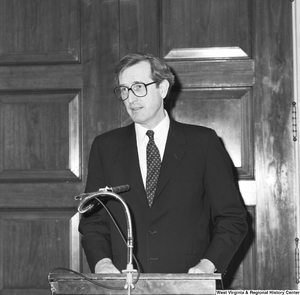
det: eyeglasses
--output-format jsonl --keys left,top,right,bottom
{"left": 114, "top": 81, "right": 157, "bottom": 101}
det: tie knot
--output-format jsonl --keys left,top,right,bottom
{"left": 146, "top": 130, "right": 155, "bottom": 141}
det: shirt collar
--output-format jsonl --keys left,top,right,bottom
{"left": 135, "top": 110, "right": 170, "bottom": 146}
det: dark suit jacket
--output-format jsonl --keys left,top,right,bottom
{"left": 79, "top": 119, "right": 248, "bottom": 274}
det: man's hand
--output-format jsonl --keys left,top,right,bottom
{"left": 188, "top": 258, "right": 216, "bottom": 274}
{"left": 95, "top": 258, "right": 121, "bottom": 274}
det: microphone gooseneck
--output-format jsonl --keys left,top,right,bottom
{"left": 74, "top": 185, "right": 137, "bottom": 293}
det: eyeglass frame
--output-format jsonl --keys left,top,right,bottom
{"left": 114, "top": 81, "right": 157, "bottom": 101}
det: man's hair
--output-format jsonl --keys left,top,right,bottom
{"left": 114, "top": 52, "right": 175, "bottom": 96}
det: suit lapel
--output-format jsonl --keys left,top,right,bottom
{"left": 154, "top": 120, "right": 186, "bottom": 201}
{"left": 118, "top": 124, "right": 148, "bottom": 207}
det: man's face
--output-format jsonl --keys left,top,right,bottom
{"left": 118, "top": 61, "right": 168, "bottom": 129}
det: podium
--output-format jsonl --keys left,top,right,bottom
{"left": 49, "top": 273, "right": 222, "bottom": 295}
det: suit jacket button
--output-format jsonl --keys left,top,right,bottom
{"left": 148, "top": 229, "right": 158, "bottom": 235}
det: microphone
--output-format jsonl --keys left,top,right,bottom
{"left": 74, "top": 184, "right": 137, "bottom": 291}
{"left": 110, "top": 184, "right": 130, "bottom": 194}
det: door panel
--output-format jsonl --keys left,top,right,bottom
{"left": 0, "top": 91, "right": 80, "bottom": 181}
{"left": 0, "top": 0, "right": 81, "bottom": 65}
{"left": 161, "top": 0, "right": 251, "bottom": 56}
{"left": 1, "top": 210, "right": 73, "bottom": 291}
{"left": 168, "top": 88, "right": 253, "bottom": 178}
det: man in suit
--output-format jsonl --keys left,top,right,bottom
{"left": 79, "top": 52, "right": 248, "bottom": 275}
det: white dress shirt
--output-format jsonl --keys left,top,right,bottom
{"left": 135, "top": 111, "right": 170, "bottom": 187}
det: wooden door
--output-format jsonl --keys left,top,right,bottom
{"left": 0, "top": 1, "right": 120, "bottom": 294}
{"left": 0, "top": 0, "right": 295, "bottom": 293}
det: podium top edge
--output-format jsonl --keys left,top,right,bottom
{"left": 49, "top": 273, "right": 222, "bottom": 281}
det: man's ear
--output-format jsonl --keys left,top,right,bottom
{"left": 159, "top": 79, "right": 170, "bottom": 99}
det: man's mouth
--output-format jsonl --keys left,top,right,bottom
{"left": 130, "top": 106, "right": 142, "bottom": 112}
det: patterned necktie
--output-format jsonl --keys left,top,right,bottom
{"left": 146, "top": 130, "right": 161, "bottom": 207}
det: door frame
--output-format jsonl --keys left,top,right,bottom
{"left": 292, "top": 1, "right": 300, "bottom": 288}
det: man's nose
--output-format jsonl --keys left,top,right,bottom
{"left": 127, "top": 89, "right": 138, "bottom": 103}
